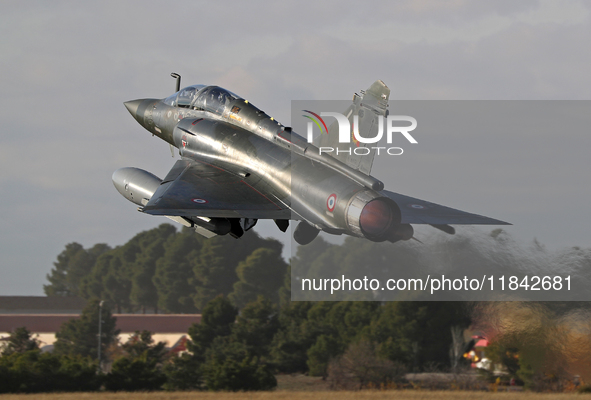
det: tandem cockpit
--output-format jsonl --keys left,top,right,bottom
{"left": 161, "top": 84, "right": 308, "bottom": 149}
{"left": 163, "top": 85, "right": 242, "bottom": 116}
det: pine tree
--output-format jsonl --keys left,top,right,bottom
{"left": 369, "top": 301, "right": 471, "bottom": 368}
{"left": 53, "top": 299, "right": 120, "bottom": 359}
{"left": 153, "top": 228, "right": 203, "bottom": 313}
{"left": 79, "top": 252, "right": 113, "bottom": 303}
{"left": 202, "top": 338, "right": 276, "bottom": 391}
{"left": 0, "top": 327, "right": 40, "bottom": 356}
{"left": 187, "top": 295, "right": 238, "bottom": 358}
{"left": 121, "top": 330, "right": 167, "bottom": 363}
{"left": 102, "top": 254, "right": 133, "bottom": 313}
{"left": 270, "top": 302, "right": 315, "bottom": 373}
{"left": 229, "top": 247, "right": 287, "bottom": 309}
{"left": 130, "top": 224, "right": 177, "bottom": 313}
{"left": 307, "top": 334, "right": 341, "bottom": 377}
{"left": 192, "top": 233, "right": 282, "bottom": 311}
{"left": 78, "top": 225, "right": 178, "bottom": 313}
{"left": 104, "top": 331, "right": 168, "bottom": 391}
{"left": 45, "top": 242, "right": 110, "bottom": 297}
{"left": 191, "top": 237, "right": 238, "bottom": 311}
{"left": 231, "top": 296, "right": 279, "bottom": 359}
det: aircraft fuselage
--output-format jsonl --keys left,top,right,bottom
{"left": 115, "top": 81, "right": 508, "bottom": 244}
{"left": 123, "top": 94, "right": 403, "bottom": 242}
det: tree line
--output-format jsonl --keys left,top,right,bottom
{"left": 0, "top": 296, "right": 472, "bottom": 392}
{"left": 9, "top": 224, "right": 588, "bottom": 392}
{"left": 1, "top": 224, "right": 478, "bottom": 392}
{"left": 44, "top": 224, "right": 288, "bottom": 313}
{"left": 3, "top": 295, "right": 590, "bottom": 392}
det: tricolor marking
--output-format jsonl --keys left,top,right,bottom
{"left": 327, "top": 194, "right": 337, "bottom": 212}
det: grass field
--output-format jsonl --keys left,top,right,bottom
{"left": 1, "top": 392, "right": 591, "bottom": 400}
{"left": 0, "top": 374, "right": 588, "bottom": 400}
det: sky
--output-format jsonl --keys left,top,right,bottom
{"left": 0, "top": 0, "right": 590, "bottom": 296}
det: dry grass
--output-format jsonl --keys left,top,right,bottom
{"left": 276, "top": 373, "right": 330, "bottom": 391}
{"left": 1, "top": 375, "right": 589, "bottom": 399}
{"left": 1, "top": 392, "right": 591, "bottom": 400}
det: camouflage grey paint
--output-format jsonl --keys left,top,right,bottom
{"left": 114, "top": 81, "right": 508, "bottom": 244}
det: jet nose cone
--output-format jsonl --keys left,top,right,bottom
{"left": 124, "top": 99, "right": 143, "bottom": 120}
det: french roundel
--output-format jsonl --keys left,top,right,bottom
{"left": 327, "top": 194, "right": 337, "bottom": 212}
{"left": 192, "top": 198, "right": 208, "bottom": 204}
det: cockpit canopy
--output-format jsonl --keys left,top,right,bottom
{"left": 163, "top": 85, "right": 241, "bottom": 116}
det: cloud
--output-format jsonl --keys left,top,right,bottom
{"left": 0, "top": 0, "right": 590, "bottom": 294}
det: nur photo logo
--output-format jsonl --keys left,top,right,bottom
{"left": 302, "top": 110, "right": 418, "bottom": 156}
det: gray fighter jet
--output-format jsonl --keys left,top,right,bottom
{"left": 113, "top": 74, "right": 508, "bottom": 245}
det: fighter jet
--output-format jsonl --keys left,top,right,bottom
{"left": 113, "top": 74, "right": 509, "bottom": 245}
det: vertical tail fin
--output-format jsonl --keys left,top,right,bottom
{"left": 313, "top": 80, "right": 390, "bottom": 175}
